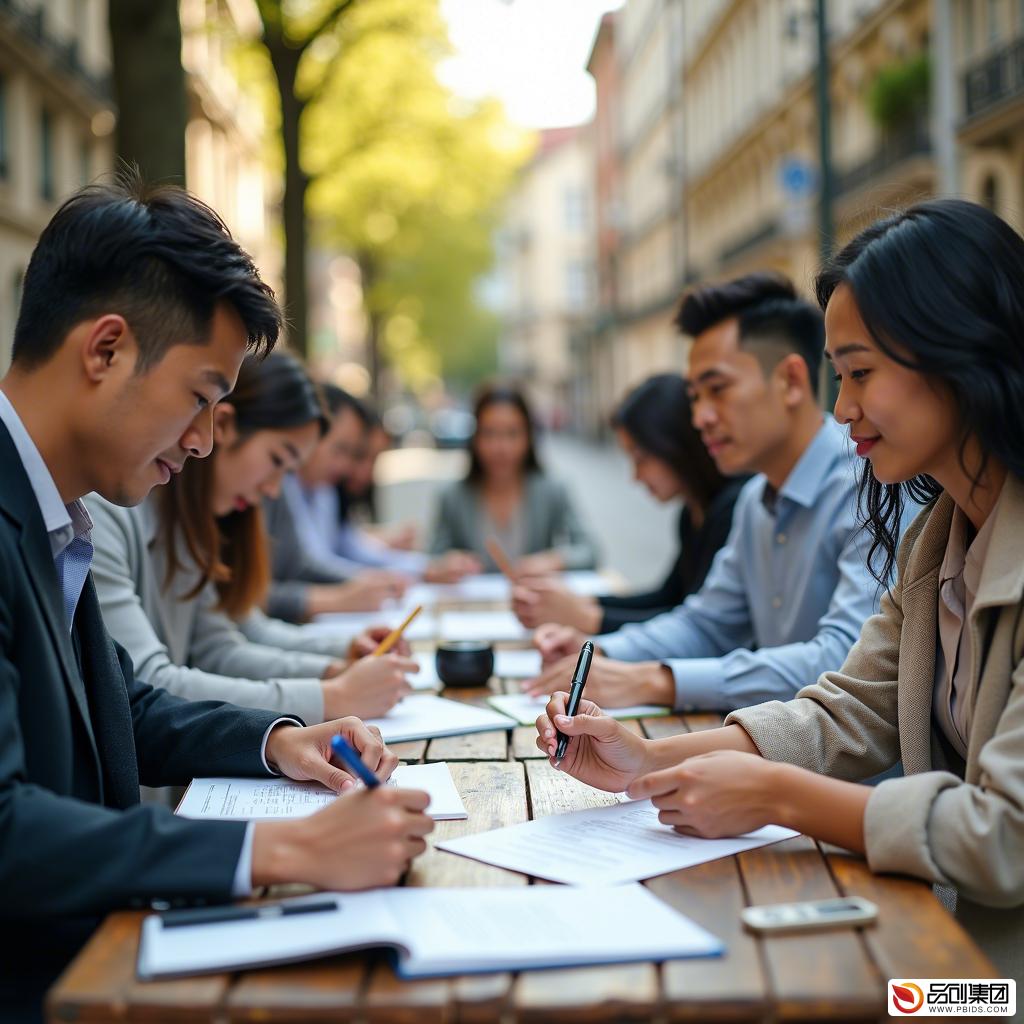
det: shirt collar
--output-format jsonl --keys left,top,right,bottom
{"left": 766, "top": 415, "right": 850, "bottom": 511}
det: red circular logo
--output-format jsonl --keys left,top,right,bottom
{"left": 892, "top": 982, "right": 925, "bottom": 1014}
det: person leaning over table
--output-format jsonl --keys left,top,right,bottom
{"left": 429, "top": 382, "right": 600, "bottom": 576}
{"left": 86, "top": 351, "right": 417, "bottom": 725}
{"left": 512, "top": 374, "right": 747, "bottom": 633}
{"left": 0, "top": 177, "right": 432, "bottom": 1024}
{"left": 529, "top": 272, "right": 903, "bottom": 711}
{"left": 536, "top": 198, "right": 1024, "bottom": 984}
{"left": 267, "top": 382, "right": 480, "bottom": 619}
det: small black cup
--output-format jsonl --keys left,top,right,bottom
{"left": 435, "top": 641, "right": 495, "bottom": 687}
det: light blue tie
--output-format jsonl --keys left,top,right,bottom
{"left": 55, "top": 535, "right": 94, "bottom": 630}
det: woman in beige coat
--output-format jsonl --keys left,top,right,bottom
{"left": 535, "top": 198, "right": 1024, "bottom": 981}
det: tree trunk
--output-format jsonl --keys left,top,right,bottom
{"left": 265, "top": 40, "right": 309, "bottom": 357}
{"left": 359, "top": 252, "right": 383, "bottom": 400}
{"left": 109, "top": 0, "right": 187, "bottom": 184}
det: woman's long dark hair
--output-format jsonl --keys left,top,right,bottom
{"left": 159, "top": 351, "right": 327, "bottom": 617}
{"left": 610, "top": 373, "right": 730, "bottom": 513}
{"left": 816, "top": 198, "right": 1024, "bottom": 586}
{"left": 466, "top": 383, "right": 542, "bottom": 485}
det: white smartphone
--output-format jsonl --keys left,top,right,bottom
{"left": 740, "top": 896, "right": 878, "bottom": 934}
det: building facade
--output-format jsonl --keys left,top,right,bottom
{"left": 0, "top": 0, "right": 113, "bottom": 369}
{"left": 494, "top": 125, "right": 595, "bottom": 427}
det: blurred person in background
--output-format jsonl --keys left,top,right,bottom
{"left": 429, "top": 383, "right": 599, "bottom": 574}
{"left": 513, "top": 374, "right": 746, "bottom": 632}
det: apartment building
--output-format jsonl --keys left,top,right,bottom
{"left": 494, "top": 125, "right": 595, "bottom": 426}
{"left": 0, "top": 0, "right": 112, "bottom": 369}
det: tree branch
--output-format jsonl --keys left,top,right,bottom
{"left": 298, "top": 0, "right": 360, "bottom": 54}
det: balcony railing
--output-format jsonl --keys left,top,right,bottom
{"left": 834, "top": 121, "right": 932, "bottom": 198}
{"left": 0, "top": 0, "right": 111, "bottom": 103}
{"left": 963, "top": 37, "right": 1024, "bottom": 122}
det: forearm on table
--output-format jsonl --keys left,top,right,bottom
{"left": 648, "top": 723, "right": 760, "bottom": 768}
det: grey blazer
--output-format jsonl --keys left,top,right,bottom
{"left": 729, "top": 476, "right": 1024, "bottom": 982}
{"left": 428, "top": 473, "right": 599, "bottom": 571}
{"left": 86, "top": 494, "right": 355, "bottom": 724}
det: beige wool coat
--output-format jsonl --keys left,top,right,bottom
{"left": 728, "top": 474, "right": 1024, "bottom": 982}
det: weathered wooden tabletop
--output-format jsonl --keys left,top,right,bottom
{"left": 47, "top": 673, "right": 996, "bottom": 1023}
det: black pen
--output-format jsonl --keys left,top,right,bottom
{"left": 159, "top": 899, "right": 337, "bottom": 929}
{"left": 554, "top": 640, "right": 594, "bottom": 767}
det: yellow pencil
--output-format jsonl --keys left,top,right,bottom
{"left": 485, "top": 537, "right": 516, "bottom": 579}
{"left": 371, "top": 604, "right": 423, "bottom": 657}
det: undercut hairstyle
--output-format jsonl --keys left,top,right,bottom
{"left": 159, "top": 352, "right": 326, "bottom": 619}
{"left": 675, "top": 271, "right": 824, "bottom": 396}
{"left": 11, "top": 171, "right": 281, "bottom": 371}
{"left": 816, "top": 198, "right": 1024, "bottom": 588}
{"left": 610, "top": 374, "right": 729, "bottom": 512}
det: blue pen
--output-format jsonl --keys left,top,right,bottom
{"left": 330, "top": 734, "right": 381, "bottom": 789}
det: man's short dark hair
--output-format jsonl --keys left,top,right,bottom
{"left": 11, "top": 171, "right": 282, "bottom": 371}
{"left": 320, "top": 383, "right": 372, "bottom": 427}
{"left": 675, "top": 271, "right": 824, "bottom": 396}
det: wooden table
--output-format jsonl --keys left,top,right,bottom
{"left": 47, "top": 680, "right": 996, "bottom": 1022}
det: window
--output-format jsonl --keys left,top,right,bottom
{"left": 0, "top": 76, "right": 6, "bottom": 179}
{"left": 563, "top": 185, "right": 588, "bottom": 232}
{"left": 40, "top": 109, "right": 54, "bottom": 201}
{"left": 982, "top": 173, "right": 1000, "bottom": 212}
{"left": 79, "top": 138, "right": 91, "bottom": 186}
{"left": 565, "top": 260, "right": 590, "bottom": 311}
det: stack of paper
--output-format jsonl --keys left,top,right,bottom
{"left": 176, "top": 763, "right": 467, "bottom": 821}
{"left": 493, "top": 648, "right": 543, "bottom": 679}
{"left": 487, "top": 693, "right": 670, "bottom": 725}
{"left": 438, "top": 799, "right": 797, "bottom": 884}
{"left": 438, "top": 610, "right": 529, "bottom": 643}
{"left": 365, "top": 694, "right": 516, "bottom": 743}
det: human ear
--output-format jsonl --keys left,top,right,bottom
{"left": 212, "top": 403, "right": 238, "bottom": 446}
{"left": 80, "top": 315, "right": 135, "bottom": 382}
{"left": 778, "top": 354, "right": 809, "bottom": 407}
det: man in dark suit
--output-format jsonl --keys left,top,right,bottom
{"left": 0, "top": 178, "right": 432, "bottom": 1021}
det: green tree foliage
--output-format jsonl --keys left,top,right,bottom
{"left": 246, "top": 0, "right": 528, "bottom": 391}
{"left": 867, "top": 53, "right": 931, "bottom": 132}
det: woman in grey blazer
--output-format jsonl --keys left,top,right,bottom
{"left": 89, "top": 353, "right": 415, "bottom": 725}
{"left": 429, "top": 384, "right": 598, "bottom": 574}
{"left": 534, "top": 201, "right": 1024, "bottom": 982}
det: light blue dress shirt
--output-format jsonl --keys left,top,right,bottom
{"left": 0, "top": 389, "right": 292, "bottom": 896}
{"left": 599, "top": 416, "right": 886, "bottom": 712}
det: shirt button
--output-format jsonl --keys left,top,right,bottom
{"left": 772, "top": 596, "right": 782, "bottom": 609}
{"left": 776, "top": 533, "right": 787, "bottom": 544}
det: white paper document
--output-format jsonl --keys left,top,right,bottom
{"left": 406, "top": 571, "right": 611, "bottom": 607}
{"left": 438, "top": 799, "right": 798, "bottom": 884}
{"left": 409, "top": 651, "right": 441, "bottom": 690}
{"left": 364, "top": 694, "right": 516, "bottom": 743}
{"left": 486, "top": 693, "right": 671, "bottom": 725}
{"left": 493, "top": 648, "right": 542, "bottom": 679}
{"left": 307, "top": 608, "right": 438, "bottom": 642}
{"left": 137, "top": 883, "right": 723, "bottom": 981}
{"left": 439, "top": 610, "right": 529, "bottom": 643}
{"left": 176, "top": 763, "right": 467, "bottom": 821}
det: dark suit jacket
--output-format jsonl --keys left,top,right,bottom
{"left": 0, "top": 420, "right": 284, "bottom": 1009}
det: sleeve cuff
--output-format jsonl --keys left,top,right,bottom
{"left": 667, "top": 657, "right": 728, "bottom": 711}
{"left": 261, "top": 717, "right": 304, "bottom": 775}
{"left": 231, "top": 822, "right": 255, "bottom": 897}
{"left": 864, "top": 771, "right": 962, "bottom": 883}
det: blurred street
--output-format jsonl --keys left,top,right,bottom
{"left": 376, "top": 432, "right": 677, "bottom": 589}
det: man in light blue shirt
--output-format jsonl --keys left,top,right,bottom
{"left": 531, "top": 272, "right": 887, "bottom": 712}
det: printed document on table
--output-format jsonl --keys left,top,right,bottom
{"left": 439, "top": 610, "right": 529, "bottom": 643}
{"left": 438, "top": 798, "right": 797, "bottom": 884}
{"left": 307, "top": 608, "right": 438, "bottom": 641}
{"left": 364, "top": 694, "right": 516, "bottom": 743}
{"left": 493, "top": 648, "right": 542, "bottom": 679}
{"left": 137, "top": 883, "right": 723, "bottom": 981}
{"left": 409, "top": 572, "right": 612, "bottom": 606}
{"left": 176, "top": 762, "right": 467, "bottom": 821}
{"left": 487, "top": 692, "right": 670, "bottom": 725}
